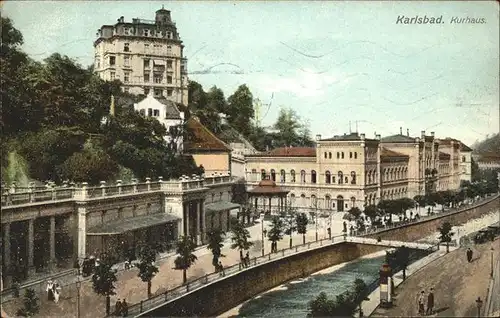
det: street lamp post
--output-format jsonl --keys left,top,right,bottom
{"left": 475, "top": 297, "right": 483, "bottom": 318}
{"left": 313, "top": 197, "right": 318, "bottom": 241}
{"left": 76, "top": 275, "right": 81, "bottom": 318}
{"left": 261, "top": 213, "right": 265, "bottom": 256}
{"left": 491, "top": 247, "right": 494, "bottom": 278}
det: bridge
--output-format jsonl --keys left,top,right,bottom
{"left": 345, "top": 236, "right": 436, "bottom": 250}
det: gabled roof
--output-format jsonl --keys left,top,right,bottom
{"left": 320, "top": 132, "right": 376, "bottom": 142}
{"left": 184, "top": 117, "right": 231, "bottom": 152}
{"left": 380, "top": 134, "right": 416, "bottom": 143}
{"left": 381, "top": 148, "right": 408, "bottom": 158}
{"left": 246, "top": 147, "right": 316, "bottom": 157}
{"left": 134, "top": 93, "right": 182, "bottom": 120}
{"left": 460, "top": 142, "right": 473, "bottom": 152}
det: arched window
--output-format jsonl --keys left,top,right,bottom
{"left": 251, "top": 169, "right": 257, "bottom": 181}
{"left": 325, "top": 195, "right": 331, "bottom": 209}
{"left": 351, "top": 171, "right": 357, "bottom": 184}
{"left": 324, "top": 152, "right": 327, "bottom": 159}
{"left": 300, "top": 170, "right": 306, "bottom": 183}
{"left": 280, "top": 169, "right": 286, "bottom": 183}
{"left": 270, "top": 169, "right": 276, "bottom": 181}
{"left": 261, "top": 169, "right": 266, "bottom": 180}
{"left": 325, "top": 171, "right": 331, "bottom": 184}
{"left": 290, "top": 193, "right": 296, "bottom": 205}
{"left": 337, "top": 195, "right": 344, "bottom": 212}
{"left": 366, "top": 172, "right": 370, "bottom": 185}
{"left": 350, "top": 196, "right": 356, "bottom": 208}
{"left": 290, "top": 170, "right": 296, "bottom": 182}
{"left": 341, "top": 152, "right": 345, "bottom": 159}
{"left": 350, "top": 152, "right": 353, "bottom": 159}
{"left": 337, "top": 152, "right": 340, "bottom": 159}
{"left": 311, "top": 170, "right": 317, "bottom": 184}
{"left": 354, "top": 152, "right": 358, "bottom": 159}
{"left": 300, "top": 193, "right": 306, "bottom": 207}
{"left": 328, "top": 152, "right": 332, "bottom": 159}
{"left": 462, "top": 156, "right": 465, "bottom": 162}
{"left": 311, "top": 194, "right": 317, "bottom": 208}
{"left": 338, "top": 171, "right": 344, "bottom": 184}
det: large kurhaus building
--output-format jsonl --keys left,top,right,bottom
{"left": 94, "top": 8, "right": 188, "bottom": 105}
{"left": 245, "top": 129, "right": 470, "bottom": 213}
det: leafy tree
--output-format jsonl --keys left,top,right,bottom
{"left": 352, "top": 278, "right": 370, "bottom": 316}
{"left": 296, "top": 213, "right": 309, "bottom": 245}
{"left": 272, "top": 107, "right": 313, "bottom": 147}
{"left": 283, "top": 210, "right": 297, "bottom": 248}
{"left": 231, "top": 178, "right": 247, "bottom": 205}
{"left": 91, "top": 258, "right": 118, "bottom": 315}
{"left": 438, "top": 221, "right": 454, "bottom": 253}
{"left": 363, "top": 205, "right": 378, "bottom": 221}
{"left": 230, "top": 222, "right": 254, "bottom": 260}
{"left": 395, "top": 246, "right": 410, "bottom": 280}
{"left": 308, "top": 279, "right": 368, "bottom": 317}
{"left": 16, "top": 288, "right": 39, "bottom": 317}
{"left": 348, "top": 207, "right": 362, "bottom": 219}
{"left": 174, "top": 236, "right": 198, "bottom": 284}
{"left": 267, "top": 216, "right": 284, "bottom": 252}
{"left": 226, "top": 84, "right": 254, "bottom": 136}
{"left": 206, "top": 229, "right": 226, "bottom": 270}
{"left": 135, "top": 245, "right": 159, "bottom": 298}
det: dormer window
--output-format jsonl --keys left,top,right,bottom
{"left": 157, "top": 31, "right": 163, "bottom": 38}
{"left": 143, "top": 29, "right": 151, "bottom": 37}
{"left": 166, "top": 31, "right": 172, "bottom": 39}
{"left": 124, "top": 43, "right": 130, "bottom": 52}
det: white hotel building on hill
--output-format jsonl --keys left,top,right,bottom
{"left": 245, "top": 129, "right": 471, "bottom": 213}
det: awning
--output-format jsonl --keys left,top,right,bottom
{"left": 205, "top": 201, "right": 240, "bottom": 213}
{"left": 153, "top": 59, "right": 165, "bottom": 65}
{"left": 87, "top": 213, "right": 180, "bottom": 236}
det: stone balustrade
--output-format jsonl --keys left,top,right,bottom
{"left": 1, "top": 173, "right": 235, "bottom": 207}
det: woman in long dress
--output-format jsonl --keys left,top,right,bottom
{"left": 53, "top": 282, "right": 61, "bottom": 303}
{"left": 46, "top": 280, "right": 54, "bottom": 301}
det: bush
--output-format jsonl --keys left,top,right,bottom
{"left": 16, "top": 288, "right": 39, "bottom": 317}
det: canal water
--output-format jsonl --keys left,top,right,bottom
{"left": 223, "top": 251, "right": 389, "bottom": 318}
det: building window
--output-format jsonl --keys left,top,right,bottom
{"left": 166, "top": 31, "right": 172, "bottom": 39}
{"left": 139, "top": 109, "right": 145, "bottom": 116}
{"left": 147, "top": 108, "right": 153, "bottom": 117}
{"left": 154, "top": 89, "right": 163, "bottom": 97}
{"left": 109, "top": 56, "right": 116, "bottom": 66}
{"left": 311, "top": 170, "right": 317, "bottom": 184}
{"left": 154, "top": 74, "right": 163, "bottom": 83}
{"left": 157, "top": 31, "right": 163, "bottom": 38}
{"left": 144, "top": 87, "right": 150, "bottom": 95}
{"left": 332, "top": 176, "right": 336, "bottom": 183}
{"left": 167, "top": 75, "right": 172, "bottom": 84}
{"left": 324, "top": 152, "right": 327, "bottom": 159}
{"left": 270, "top": 169, "right": 276, "bottom": 182}
{"left": 462, "top": 156, "right": 465, "bottom": 162}
{"left": 153, "top": 109, "right": 160, "bottom": 117}
{"left": 290, "top": 194, "right": 296, "bottom": 205}
{"left": 329, "top": 152, "right": 332, "bottom": 159}
{"left": 123, "top": 87, "right": 129, "bottom": 93}
{"left": 300, "top": 170, "right": 306, "bottom": 183}
{"left": 338, "top": 171, "right": 344, "bottom": 184}
{"left": 167, "top": 60, "right": 173, "bottom": 69}
{"left": 337, "top": 195, "right": 344, "bottom": 212}
{"left": 350, "top": 197, "right": 356, "bottom": 208}
{"left": 325, "top": 195, "right": 331, "bottom": 209}
{"left": 143, "top": 29, "right": 151, "bottom": 37}
{"left": 110, "top": 71, "right": 115, "bottom": 81}
{"left": 290, "top": 170, "right": 296, "bottom": 182}
{"left": 337, "top": 152, "right": 340, "bottom": 159}
{"left": 144, "top": 59, "right": 150, "bottom": 68}
{"left": 350, "top": 152, "right": 353, "bottom": 159}
{"left": 124, "top": 56, "right": 130, "bottom": 66}
{"left": 261, "top": 169, "right": 266, "bottom": 180}
{"left": 144, "top": 43, "right": 150, "bottom": 51}
{"left": 124, "top": 71, "right": 130, "bottom": 83}
{"left": 166, "top": 88, "right": 173, "bottom": 96}
{"left": 123, "top": 28, "right": 130, "bottom": 35}
{"left": 325, "top": 171, "right": 331, "bottom": 184}
{"left": 345, "top": 176, "right": 348, "bottom": 183}
{"left": 167, "top": 45, "right": 172, "bottom": 54}
{"left": 144, "top": 73, "right": 150, "bottom": 82}
{"left": 280, "top": 170, "right": 286, "bottom": 183}
{"left": 124, "top": 43, "right": 130, "bottom": 52}
{"left": 354, "top": 152, "right": 358, "bottom": 159}
{"left": 341, "top": 152, "right": 345, "bottom": 159}
{"left": 351, "top": 171, "right": 357, "bottom": 184}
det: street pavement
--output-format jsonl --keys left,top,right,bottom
{"left": 486, "top": 253, "right": 500, "bottom": 317}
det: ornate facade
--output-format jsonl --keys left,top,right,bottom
{"left": 245, "top": 130, "right": 471, "bottom": 212}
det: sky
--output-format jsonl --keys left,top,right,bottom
{"left": 2, "top": 1, "right": 499, "bottom": 146}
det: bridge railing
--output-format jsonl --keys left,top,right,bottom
{"left": 126, "top": 234, "right": 346, "bottom": 316}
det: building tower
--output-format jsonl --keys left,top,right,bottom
{"left": 93, "top": 8, "right": 189, "bottom": 106}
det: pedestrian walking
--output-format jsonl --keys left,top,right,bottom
{"left": 114, "top": 299, "right": 122, "bottom": 316}
{"left": 417, "top": 291, "right": 425, "bottom": 316}
{"left": 245, "top": 252, "right": 250, "bottom": 267}
{"left": 46, "top": 280, "right": 54, "bottom": 301}
{"left": 218, "top": 261, "right": 225, "bottom": 277}
{"left": 121, "top": 299, "right": 128, "bottom": 317}
{"left": 426, "top": 288, "right": 435, "bottom": 315}
{"left": 466, "top": 248, "right": 473, "bottom": 262}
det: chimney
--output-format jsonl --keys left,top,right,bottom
{"left": 360, "top": 133, "right": 365, "bottom": 140}
{"left": 315, "top": 134, "right": 322, "bottom": 141}
{"left": 421, "top": 130, "right": 425, "bottom": 139}
{"left": 431, "top": 131, "right": 435, "bottom": 137}
{"left": 407, "top": 128, "right": 409, "bottom": 136}
{"left": 400, "top": 127, "right": 402, "bottom": 135}
{"left": 376, "top": 134, "right": 381, "bottom": 140}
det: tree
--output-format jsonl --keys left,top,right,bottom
{"left": 296, "top": 213, "right": 309, "bottom": 245}
{"left": 352, "top": 278, "right": 370, "bottom": 317}
{"left": 267, "top": 216, "right": 284, "bottom": 253}
{"left": 230, "top": 222, "right": 254, "bottom": 261}
{"left": 348, "top": 207, "right": 362, "bottom": 220}
{"left": 308, "top": 279, "right": 368, "bottom": 317}
{"left": 135, "top": 245, "right": 159, "bottom": 298}
{"left": 271, "top": 107, "right": 313, "bottom": 148}
{"left": 438, "top": 221, "right": 454, "bottom": 253}
{"left": 226, "top": 84, "right": 254, "bottom": 136}
{"left": 395, "top": 246, "right": 410, "bottom": 281}
{"left": 16, "top": 288, "right": 39, "bottom": 317}
{"left": 363, "top": 205, "right": 378, "bottom": 221}
{"left": 174, "top": 236, "right": 198, "bottom": 284}
{"left": 284, "top": 210, "right": 297, "bottom": 248}
{"left": 206, "top": 229, "right": 226, "bottom": 270}
{"left": 91, "top": 258, "right": 118, "bottom": 315}
{"left": 413, "top": 195, "right": 427, "bottom": 214}
{"left": 231, "top": 178, "right": 247, "bottom": 205}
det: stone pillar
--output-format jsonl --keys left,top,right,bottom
{"left": 268, "top": 197, "right": 272, "bottom": 213}
{"left": 177, "top": 219, "right": 183, "bottom": 238}
{"left": 3, "top": 223, "right": 11, "bottom": 286}
{"left": 49, "top": 216, "right": 56, "bottom": 270}
{"left": 27, "top": 219, "right": 35, "bottom": 274}
{"left": 196, "top": 201, "right": 201, "bottom": 245}
{"left": 200, "top": 200, "right": 206, "bottom": 243}
{"left": 254, "top": 197, "right": 258, "bottom": 211}
{"left": 77, "top": 205, "right": 87, "bottom": 261}
{"left": 184, "top": 203, "right": 190, "bottom": 237}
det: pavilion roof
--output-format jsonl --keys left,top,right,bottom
{"left": 247, "top": 179, "right": 290, "bottom": 195}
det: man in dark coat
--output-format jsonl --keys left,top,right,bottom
{"left": 114, "top": 298, "right": 122, "bottom": 316}
{"left": 426, "top": 288, "right": 435, "bottom": 315}
{"left": 467, "top": 248, "right": 473, "bottom": 262}
{"left": 121, "top": 299, "right": 128, "bottom": 317}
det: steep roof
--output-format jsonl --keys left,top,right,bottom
{"left": 155, "top": 97, "right": 183, "bottom": 119}
{"left": 184, "top": 117, "right": 231, "bottom": 152}
{"left": 460, "top": 142, "right": 473, "bottom": 152}
{"left": 320, "top": 132, "right": 377, "bottom": 142}
{"left": 246, "top": 147, "right": 316, "bottom": 157}
{"left": 217, "top": 124, "right": 257, "bottom": 152}
{"left": 380, "top": 134, "right": 416, "bottom": 143}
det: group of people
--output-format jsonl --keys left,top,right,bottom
{"left": 45, "top": 280, "right": 62, "bottom": 303}
{"left": 417, "top": 288, "right": 435, "bottom": 316}
{"left": 80, "top": 255, "right": 100, "bottom": 277}
{"left": 114, "top": 298, "right": 129, "bottom": 317}
{"left": 240, "top": 252, "right": 251, "bottom": 268}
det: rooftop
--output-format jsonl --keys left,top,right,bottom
{"left": 247, "top": 178, "right": 290, "bottom": 195}
{"left": 320, "top": 132, "right": 377, "bottom": 142}
{"left": 380, "top": 148, "right": 409, "bottom": 158}
{"left": 460, "top": 142, "right": 473, "bottom": 152}
{"left": 246, "top": 147, "right": 316, "bottom": 157}
{"left": 184, "top": 117, "right": 231, "bottom": 152}
{"left": 380, "top": 134, "right": 416, "bottom": 143}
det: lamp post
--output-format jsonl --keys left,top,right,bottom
{"left": 312, "top": 196, "right": 318, "bottom": 241}
{"left": 491, "top": 247, "right": 494, "bottom": 278}
{"left": 475, "top": 296, "right": 483, "bottom": 317}
{"left": 76, "top": 275, "right": 81, "bottom": 318}
{"left": 261, "top": 213, "right": 265, "bottom": 256}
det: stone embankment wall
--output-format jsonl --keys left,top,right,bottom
{"left": 141, "top": 194, "right": 499, "bottom": 317}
